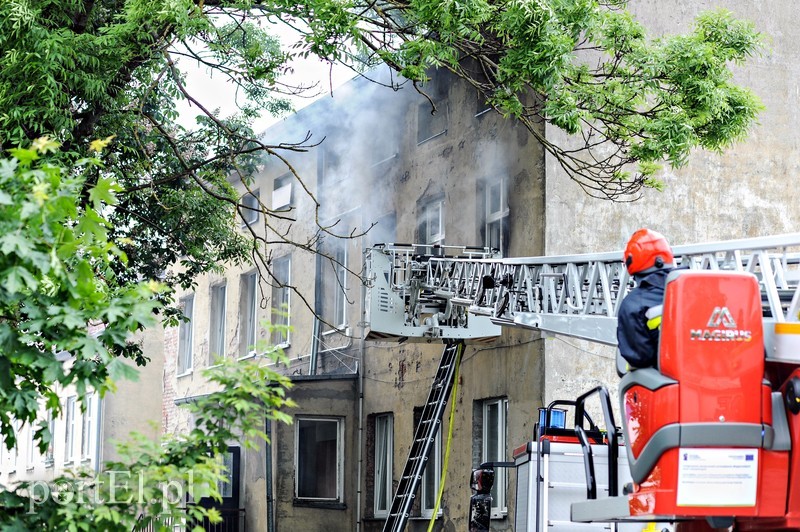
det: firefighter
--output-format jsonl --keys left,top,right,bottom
{"left": 617, "top": 228, "right": 675, "bottom": 369}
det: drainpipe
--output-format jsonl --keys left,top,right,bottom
{"left": 355, "top": 253, "right": 366, "bottom": 532}
{"left": 266, "top": 419, "right": 274, "bottom": 532}
{"left": 309, "top": 318, "right": 320, "bottom": 376}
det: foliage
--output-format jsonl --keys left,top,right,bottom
{"left": 292, "top": 0, "right": 765, "bottom": 198}
{"left": 0, "top": 139, "right": 162, "bottom": 451}
{"left": 0, "top": 354, "right": 295, "bottom": 531}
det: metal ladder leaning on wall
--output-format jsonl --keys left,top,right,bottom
{"left": 382, "top": 340, "right": 464, "bottom": 532}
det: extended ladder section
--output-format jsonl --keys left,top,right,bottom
{"left": 364, "top": 233, "right": 800, "bottom": 351}
{"left": 383, "top": 341, "right": 464, "bottom": 532}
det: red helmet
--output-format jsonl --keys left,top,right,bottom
{"left": 623, "top": 228, "right": 673, "bottom": 275}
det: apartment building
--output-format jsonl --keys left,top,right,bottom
{"left": 0, "top": 328, "right": 163, "bottom": 487}
{"left": 160, "top": 1, "right": 800, "bottom": 530}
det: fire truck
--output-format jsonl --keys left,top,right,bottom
{"left": 362, "top": 233, "right": 800, "bottom": 532}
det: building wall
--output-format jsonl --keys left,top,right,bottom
{"left": 542, "top": 0, "right": 800, "bottom": 407}
{"left": 158, "top": 2, "right": 798, "bottom": 530}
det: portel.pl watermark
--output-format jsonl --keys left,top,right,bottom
{"left": 23, "top": 470, "right": 195, "bottom": 514}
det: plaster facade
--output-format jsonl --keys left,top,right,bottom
{"left": 156, "top": 1, "right": 800, "bottom": 531}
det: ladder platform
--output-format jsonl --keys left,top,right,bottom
{"left": 571, "top": 495, "right": 676, "bottom": 523}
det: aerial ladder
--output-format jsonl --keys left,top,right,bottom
{"left": 363, "top": 233, "right": 800, "bottom": 532}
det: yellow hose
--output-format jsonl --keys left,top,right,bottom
{"left": 427, "top": 343, "right": 463, "bottom": 532}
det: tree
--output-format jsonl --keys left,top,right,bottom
{"left": 0, "top": 140, "right": 295, "bottom": 530}
{"left": 0, "top": 0, "right": 764, "bottom": 526}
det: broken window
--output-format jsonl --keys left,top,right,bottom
{"left": 270, "top": 255, "right": 291, "bottom": 348}
{"left": 366, "top": 212, "right": 397, "bottom": 248}
{"left": 239, "top": 271, "right": 259, "bottom": 358}
{"left": 374, "top": 413, "right": 394, "bottom": 517}
{"left": 417, "top": 101, "right": 448, "bottom": 144}
{"left": 479, "top": 397, "right": 508, "bottom": 517}
{"left": 418, "top": 197, "right": 445, "bottom": 246}
{"left": 239, "top": 189, "right": 260, "bottom": 226}
{"left": 295, "top": 417, "right": 342, "bottom": 500}
{"left": 177, "top": 294, "right": 194, "bottom": 374}
{"left": 209, "top": 282, "right": 227, "bottom": 358}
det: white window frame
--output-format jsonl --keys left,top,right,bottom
{"left": 240, "top": 189, "right": 260, "bottom": 226}
{"left": 80, "top": 393, "right": 95, "bottom": 462}
{"left": 270, "top": 255, "right": 291, "bottom": 348}
{"left": 294, "top": 416, "right": 344, "bottom": 501}
{"left": 482, "top": 398, "right": 508, "bottom": 517}
{"left": 239, "top": 271, "right": 259, "bottom": 358}
{"left": 373, "top": 414, "right": 393, "bottom": 517}
{"left": 421, "top": 427, "right": 442, "bottom": 518}
{"left": 27, "top": 422, "right": 36, "bottom": 470}
{"left": 45, "top": 412, "right": 55, "bottom": 467}
{"left": 209, "top": 282, "right": 227, "bottom": 358}
{"left": 272, "top": 173, "right": 293, "bottom": 211}
{"left": 9, "top": 420, "right": 21, "bottom": 474}
{"left": 320, "top": 241, "right": 348, "bottom": 333}
{"left": 177, "top": 295, "right": 194, "bottom": 375}
{"left": 64, "top": 397, "right": 77, "bottom": 464}
{"left": 484, "top": 177, "right": 509, "bottom": 255}
{"left": 421, "top": 198, "right": 445, "bottom": 245}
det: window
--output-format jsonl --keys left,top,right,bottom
{"left": 374, "top": 414, "right": 393, "bottom": 517}
{"left": 218, "top": 450, "right": 234, "bottom": 498}
{"left": 177, "top": 295, "right": 194, "bottom": 375}
{"left": 421, "top": 427, "right": 442, "bottom": 517}
{"left": 64, "top": 397, "right": 77, "bottom": 463}
{"left": 27, "top": 423, "right": 36, "bottom": 470}
{"left": 271, "top": 255, "right": 291, "bottom": 347}
{"left": 239, "top": 272, "right": 259, "bottom": 358}
{"left": 482, "top": 398, "right": 508, "bottom": 516}
{"left": 239, "top": 189, "right": 260, "bottom": 226}
{"left": 417, "top": 101, "right": 448, "bottom": 144}
{"left": 418, "top": 197, "right": 445, "bottom": 245}
{"left": 318, "top": 239, "right": 348, "bottom": 331}
{"left": 45, "top": 412, "right": 55, "bottom": 466}
{"left": 273, "top": 173, "right": 294, "bottom": 211}
{"left": 80, "top": 393, "right": 95, "bottom": 461}
{"left": 295, "top": 417, "right": 343, "bottom": 500}
{"left": 9, "top": 420, "right": 21, "bottom": 473}
{"left": 209, "top": 283, "right": 227, "bottom": 358}
{"left": 483, "top": 177, "right": 509, "bottom": 256}
{"left": 366, "top": 212, "right": 397, "bottom": 248}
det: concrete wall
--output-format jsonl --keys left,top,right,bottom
{"left": 542, "top": 0, "right": 800, "bottom": 407}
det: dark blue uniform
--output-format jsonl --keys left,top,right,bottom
{"left": 617, "top": 268, "right": 672, "bottom": 369}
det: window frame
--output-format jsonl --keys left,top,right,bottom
{"left": 319, "top": 240, "right": 348, "bottom": 333}
{"left": 80, "top": 393, "right": 95, "bottom": 462}
{"left": 272, "top": 173, "right": 294, "bottom": 211}
{"left": 27, "top": 422, "right": 36, "bottom": 470}
{"left": 270, "top": 255, "right": 291, "bottom": 348}
{"left": 419, "top": 197, "right": 445, "bottom": 246}
{"left": 64, "top": 397, "right": 77, "bottom": 464}
{"left": 420, "top": 427, "right": 442, "bottom": 518}
{"left": 177, "top": 294, "right": 194, "bottom": 375}
{"left": 373, "top": 414, "right": 394, "bottom": 517}
{"left": 483, "top": 177, "right": 510, "bottom": 256}
{"left": 239, "top": 271, "right": 259, "bottom": 358}
{"left": 209, "top": 282, "right": 227, "bottom": 359}
{"left": 239, "top": 189, "right": 260, "bottom": 226}
{"left": 294, "top": 416, "right": 344, "bottom": 502}
{"left": 44, "top": 411, "right": 55, "bottom": 467}
{"left": 482, "top": 397, "right": 508, "bottom": 517}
